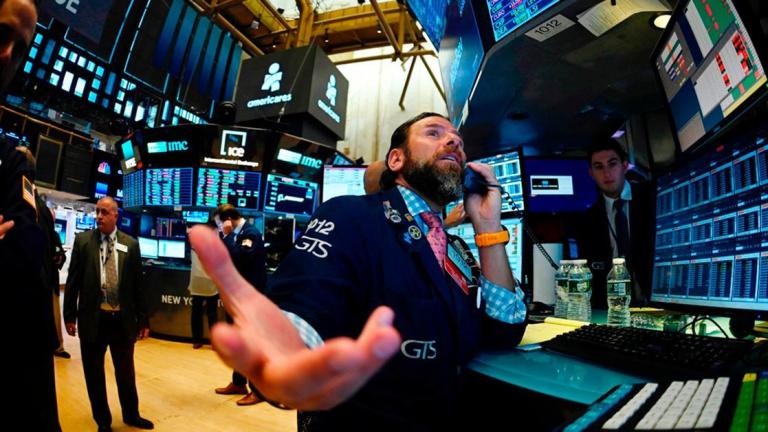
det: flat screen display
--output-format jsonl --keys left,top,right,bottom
{"left": 183, "top": 210, "right": 209, "bottom": 224}
{"left": 123, "top": 171, "right": 144, "bottom": 208}
{"left": 54, "top": 218, "right": 67, "bottom": 245}
{"left": 75, "top": 213, "right": 95, "bottom": 230}
{"left": 651, "top": 130, "right": 768, "bottom": 314}
{"left": 144, "top": 167, "right": 193, "bottom": 206}
{"left": 487, "top": 0, "right": 563, "bottom": 42}
{"left": 155, "top": 217, "right": 187, "bottom": 239}
{"left": 407, "top": 0, "right": 450, "bottom": 49}
{"left": 196, "top": 168, "right": 261, "bottom": 209}
{"left": 524, "top": 158, "right": 596, "bottom": 213}
{"left": 322, "top": 166, "right": 366, "bottom": 202}
{"left": 652, "top": 0, "right": 767, "bottom": 152}
{"left": 472, "top": 150, "right": 524, "bottom": 212}
{"left": 138, "top": 236, "right": 158, "bottom": 259}
{"left": 263, "top": 174, "right": 318, "bottom": 216}
{"left": 158, "top": 239, "right": 186, "bottom": 259}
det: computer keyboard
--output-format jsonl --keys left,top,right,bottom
{"left": 560, "top": 371, "right": 767, "bottom": 431}
{"left": 541, "top": 324, "right": 754, "bottom": 380}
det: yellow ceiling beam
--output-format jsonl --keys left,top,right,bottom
{"left": 242, "top": 0, "right": 294, "bottom": 33}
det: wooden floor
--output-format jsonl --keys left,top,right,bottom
{"left": 55, "top": 330, "right": 297, "bottom": 431}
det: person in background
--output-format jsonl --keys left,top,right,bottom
{"left": 188, "top": 218, "right": 219, "bottom": 349}
{"left": 64, "top": 197, "right": 153, "bottom": 431}
{"left": 211, "top": 204, "right": 267, "bottom": 406}
{"left": 0, "top": 1, "right": 61, "bottom": 430}
{"left": 189, "top": 112, "right": 527, "bottom": 430}
{"left": 578, "top": 138, "right": 654, "bottom": 309}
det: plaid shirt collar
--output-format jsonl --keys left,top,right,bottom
{"left": 396, "top": 185, "right": 443, "bottom": 226}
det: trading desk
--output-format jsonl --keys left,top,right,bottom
{"left": 468, "top": 310, "right": 644, "bottom": 405}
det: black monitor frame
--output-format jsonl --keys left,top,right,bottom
{"left": 469, "top": 146, "right": 527, "bottom": 216}
{"left": 650, "top": 0, "right": 768, "bottom": 157}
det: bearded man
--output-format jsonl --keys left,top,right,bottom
{"left": 188, "top": 112, "right": 528, "bottom": 431}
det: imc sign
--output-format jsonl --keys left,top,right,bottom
{"left": 235, "top": 45, "right": 348, "bottom": 138}
{"left": 41, "top": 0, "right": 114, "bottom": 43}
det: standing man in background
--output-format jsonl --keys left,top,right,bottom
{"left": 212, "top": 203, "right": 267, "bottom": 406}
{"left": 0, "top": 1, "right": 62, "bottom": 430}
{"left": 64, "top": 197, "right": 154, "bottom": 431}
{"left": 578, "top": 139, "right": 654, "bottom": 309}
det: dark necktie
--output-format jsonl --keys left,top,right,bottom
{"left": 420, "top": 211, "right": 446, "bottom": 269}
{"left": 102, "top": 236, "right": 119, "bottom": 309}
{"left": 614, "top": 199, "right": 630, "bottom": 260}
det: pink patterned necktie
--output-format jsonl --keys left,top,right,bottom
{"left": 420, "top": 211, "right": 446, "bottom": 269}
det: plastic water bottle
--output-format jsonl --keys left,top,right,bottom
{"left": 567, "top": 259, "right": 592, "bottom": 322}
{"left": 554, "top": 260, "right": 571, "bottom": 318}
{"left": 606, "top": 258, "right": 631, "bottom": 327}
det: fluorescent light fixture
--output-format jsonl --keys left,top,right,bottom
{"left": 652, "top": 13, "right": 671, "bottom": 29}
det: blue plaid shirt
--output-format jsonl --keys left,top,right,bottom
{"left": 284, "top": 186, "right": 527, "bottom": 348}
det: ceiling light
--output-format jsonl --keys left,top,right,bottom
{"left": 652, "top": 13, "right": 671, "bottom": 29}
{"left": 324, "top": 29, "right": 329, "bottom": 44}
{"left": 376, "top": 24, "right": 382, "bottom": 34}
{"left": 249, "top": 20, "right": 260, "bottom": 30}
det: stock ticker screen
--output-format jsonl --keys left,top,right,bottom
{"left": 263, "top": 174, "right": 318, "bottom": 216}
{"left": 144, "top": 168, "right": 193, "bottom": 206}
{"left": 196, "top": 168, "right": 262, "bottom": 209}
{"left": 447, "top": 217, "right": 524, "bottom": 280}
{"left": 486, "top": 0, "right": 563, "bottom": 42}
{"left": 652, "top": 134, "right": 768, "bottom": 312}
{"left": 123, "top": 171, "right": 144, "bottom": 208}
{"left": 472, "top": 150, "right": 524, "bottom": 212}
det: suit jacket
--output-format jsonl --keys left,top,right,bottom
{"left": 577, "top": 181, "right": 655, "bottom": 309}
{"left": 64, "top": 229, "right": 147, "bottom": 343}
{"left": 36, "top": 194, "right": 63, "bottom": 295}
{"left": 269, "top": 187, "right": 526, "bottom": 430}
{"left": 222, "top": 221, "right": 266, "bottom": 291}
{"left": 0, "top": 140, "right": 54, "bottom": 355}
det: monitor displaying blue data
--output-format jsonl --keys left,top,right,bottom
{"left": 447, "top": 217, "right": 524, "bottom": 281}
{"left": 196, "top": 168, "right": 261, "bottom": 209}
{"left": 182, "top": 210, "right": 209, "bottom": 224}
{"left": 486, "top": 0, "right": 563, "bottom": 42}
{"left": 322, "top": 166, "right": 366, "bottom": 203}
{"left": 407, "top": 0, "right": 450, "bottom": 49}
{"left": 123, "top": 171, "right": 144, "bottom": 208}
{"left": 652, "top": 0, "right": 767, "bottom": 153}
{"left": 472, "top": 150, "right": 524, "bottom": 212}
{"left": 652, "top": 133, "right": 768, "bottom": 314}
{"left": 263, "top": 174, "right": 318, "bottom": 216}
{"left": 524, "top": 158, "right": 596, "bottom": 213}
{"left": 144, "top": 168, "right": 193, "bottom": 206}
{"left": 138, "top": 237, "right": 158, "bottom": 259}
{"left": 158, "top": 239, "right": 186, "bottom": 259}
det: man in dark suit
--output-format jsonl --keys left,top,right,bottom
{"left": 578, "top": 139, "right": 655, "bottom": 309}
{"left": 64, "top": 197, "right": 154, "bottom": 431}
{"left": 212, "top": 203, "right": 267, "bottom": 405}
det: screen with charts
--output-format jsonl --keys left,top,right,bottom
{"left": 472, "top": 150, "right": 524, "bottom": 212}
{"left": 183, "top": 210, "right": 209, "bottom": 224}
{"left": 486, "top": 0, "right": 563, "bottom": 42}
{"left": 263, "top": 174, "right": 318, "bottom": 216}
{"left": 158, "top": 239, "right": 186, "bottom": 259}
{"left": 196, "top": 168, "right": 261, "bottom": 209}
{"left": 322, "top": 166, "right": 366, "bottom": 202}
{"left": 123, "top": 170, "right": 144, "bottom": 208}
{"left": 652, "top": 131, "right": 768, "bottom": 314}
{"left": 652, "top": 0, "right": 767, "bottom": 152}
{"left": 138, "top": 237, "right": 158, "bottom": 259}
{"left": 154, "top": 217, "right": 187, "bottom": 239}
{"left": 144, "top": 168, "right": 193, "bottom": 206}
{"left": 524, "top": 158, "right": 596, "bottom": 213}
{"left": 407, "top": 0, "right": 450, "bottom": 48}
{"left": 447, "top": 217, "right": 524, "bottom": 282}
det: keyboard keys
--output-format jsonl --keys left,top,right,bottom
{"left": 602, "top": 383, "right": 658, "bottom": 429}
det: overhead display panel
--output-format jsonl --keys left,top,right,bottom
{"left": 487, "top": 0, "right": 563, "bottom": 42}
{"left": 407, "top": 0, "right": 450, "bottom": 49}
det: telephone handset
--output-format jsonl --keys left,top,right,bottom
{"left": 462, "top": 166, "right": 559, "bottom": 270}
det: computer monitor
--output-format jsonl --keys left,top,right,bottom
{"left": 54, "top": 219, "right": 67, "bottom": 245}
{"left": 447, "top": 217, "right": 524, "bottom": 281}
{"left": 264, "top": 216, "right": 296, "bottom": 270}
{"left": 138, "top": 237, "right": 158, "bottom": 259}
{"left": 652, "top": 0, "right": 768, "bottom": 153}
{"left": 524, "top": 158, "right": 596, "bottom": 213}
{"left": 322, "top": 166, "right": 366, "bottom": 203}
{"left": 472, "top": 150, "right": 525, "bottom": 213}
{"left": 154, "top": 217, "right": 187, "bottom": 239}
{"left": 158, "top": 239, "right": 186, "bottom": 259}
{"left": 144, "top": 168, "right": 193, "bottom": 206}
{"left": 485, "top": 0, "right": 564, "bottom": 42}
{"left": 182, "top": 210, "right": 210, "bottom": 224}
{"left": 651, "top": 129, "right": 767, "bottom": 317}
{"left": 139, "top": 214, "right": 154, "bottom": 237}
{"left": 263, "top": 174, "right": 319, "bottom": 217}
{"left": 123, "top": 171, "right": 144, "bottom": 208}
{"left": 196, "top": 168, "right": 261, "bottom": 209}
{"left": 75, "top": 213, "right": 95, "bottom": 231}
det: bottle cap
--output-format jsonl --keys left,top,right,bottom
{"left": 612, "top": 258, "right": 625, "bottom": 264}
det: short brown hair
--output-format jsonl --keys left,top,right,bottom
{"left": 380, "top": 112, "right": 449, "bottom": 189}
{"left": 213, "top": 203, "right": 241, "bottom": 221}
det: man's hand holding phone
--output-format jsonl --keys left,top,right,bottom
{"left": 463, "top": 162, "right": 503, "bottom": 233}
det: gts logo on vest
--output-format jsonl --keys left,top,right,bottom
{"left": 401, "top": 340, "right": 437, "bottom": 360}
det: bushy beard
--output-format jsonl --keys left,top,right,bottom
{"left": 402, "top": 154, "right": 463, "bottom": 207}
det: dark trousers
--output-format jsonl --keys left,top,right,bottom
{"left": 80, "top": 312, "right": 139, "bottom": 427}
{"left": 191, "top": 294, "right": 219, "bottom": 342}
{"left": 224, "top": 311, "right": 256, "bottom": 391}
